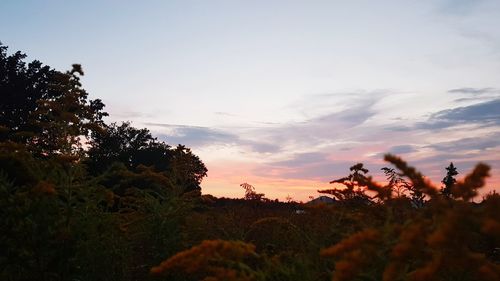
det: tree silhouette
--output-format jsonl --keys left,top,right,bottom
{"left": 0, "top": 43, "right": 107, "bottom": 157}
{"left": 381, "top": 167, "right": 408, "bottom": 197}
{"left": 381, "top": 166, "right": 424, "bottom": 207}
{"left": 441, "top": 162, "right": 458, "bottom": 198}
{"left": 169, "top": 144, "right": 208, "bottom": 193}
{"left": 241, "top": 182, "right": 265, "bottom": 201}
{"left": 318, "top": 163, "right": 371, "bottom": 204}
{"left": 87, "top": 122, "right": 207, "bottom": 193}
{"left": 322, "top": 155, "right": 498, "bottom": 281}
{"left": 0, "top": 43, "right": 55, "bottom": 142}
{"left": 2, "top": 42, "right": 499, "bottom": 281}
{"left": 86, "top": 122, "right": 159, "bottom": 173}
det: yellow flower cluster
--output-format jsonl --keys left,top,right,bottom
{"left": 323, "top": 155, "right": 500, "bottom": 281}
{"left": 151, "top": 240, "right": 260, "bottom": 281}
{"left": 321, "top": 229, "right": 381, "bottom": 281}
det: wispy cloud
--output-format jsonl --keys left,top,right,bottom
{"left": 145, "top": 89, "right": 500, "bottom": 199}
{"left": 373, "top": 145, "right": 420, "bottom": 159}
{"left": 448, "top": 87, "right": 497, "bottom": 95}
{"left": 147, "top": 123, "right": 281, "bottom": 153}
{"left": 252, "top": 152, "right": 353, "bottom": 182}
{"left": 437, "top": 0, "right": 500, "bottom": 58}
{"left": 415, "top": 99, "right": 500, "bottom": 130}
{"left": 152, "top": 124, "right": 238, "bottom": 147}
{"left": 448, "top": 87, "right": 500, "bottom": 102}
{"left": 214, "top": 111, "right": 238, "bottom": 117}
{"left": 438, "top": 0, "right": 484, "bottom": 16}
{"left": 426, "top": 132, "right": 500, "bottom": 153}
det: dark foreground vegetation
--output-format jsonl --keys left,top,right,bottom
{"left": 1, "top": 44, "right": 499, "bottom": 281}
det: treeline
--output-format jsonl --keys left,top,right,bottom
{"left": 1, "top": 44, "right": 499, "bottom": 281}
{"left": 0, "top": 43, "right": 207, "bottom": 280}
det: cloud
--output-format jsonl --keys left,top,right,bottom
{"left": 437, "top": 0, "right": 500, "bottom": 57}
{"left": 447, "top": 159, "right": 500, "bottom": 174}
{"left": 438, "top": 0, "right": 484, "bottom": 16}
{"left": 276, "top": 161, "right": 350, "bottom": 182}
{"left": 372, "top": 144, "right": 419, "bottom": 159}
{"left": 252, "top": 152, "right": 353, "bottom": 182}
{"left": 247, "top": 92, "right": 500, "bottom": 184}
{"left": 272, "top": 152, "right": 329, "bottom": 168}
{"left": 145, "top": 89, "right": 499, "bottom": 197}
{"left": 147, "top": 90, "right": 387, "bottom": 156}
{"left": 152, "top": 124, "right": 238, "bottom": 147}
{"left": 290, "top": 91, "right": 389, "bottom": 120}
{"left": 214, "top": 111, "right": 238, "bottom": 117}
{"left": 410, "top": 153, "right": 500, "bottom": 179}
{"left": 426, "top": 133, "right": 500, "bottom": 153}
{"left": 387, "top": 145, "right": 419, "bottom": 154}
{"left": 448, "top": 87, "right": 496, "bottom": 95}
{"left": 238, "top": 140, "right": 281, "bottom": 153}
{"left": 448, "top": 87, "right": 500, "bottom": 102}
{"left": 431, "top": 98, "right": 500, "bottom": 121}
{"left": 416, "top": 99, "right": 500, "bottom": 130}
{"left": 253, "top": 92, "right": 383, "bottom": 148}
{"left": 147, "top": 122, "right": 281, "bottom": 153}
{"left": 108, "top": 110, "right": 157, "bottom": 120}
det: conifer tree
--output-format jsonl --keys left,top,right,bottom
{"left": 441, "top": 162, "right": 458, "bottom": 198}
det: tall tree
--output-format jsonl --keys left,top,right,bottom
{"left": 169, "top": 144, "right": 208, "bottom": 193}
{"left": 240, "top": 182, "right": 265, "bottom": 201}
{"left": 0, "top": 44, "right": 54, "bottom": 142}
{"left": 86, "top": 122, "right": 158, "bottom": 173}
{"left": 0, "top": 43, "right": 107, "bottom": 157}
{"left": 86, "top": 122, "right": 207, "bottom": 193}
{"left": 441, "top": 162, "right": 458, "bottom": 198}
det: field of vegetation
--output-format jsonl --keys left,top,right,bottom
{"left": 1, "top": 44, "right": 499, "bottom": 281}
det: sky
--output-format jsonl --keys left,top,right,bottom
{"left": 1, "top": 0, "right": 499, "bottom": 200}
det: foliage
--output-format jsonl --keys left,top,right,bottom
{"left": 318, "top": 163, "right": 372, "bottom": 205}
{"left": 0, "top": 44, "right": 206, "bottom": 281}
{"left": 0, "top": 155, "right": 129, "bottom": 281}
{"left": 0, "top": 43, "right": 107, "bottom": 157}
{"left": 245, "top": 217, "right": 307, "bottom": 253}
{"left": 241, "top": 183, "right": 266, "bottom": 201}
{"left": 441, "top": 162, "right": 459, "bottom": 198}
{"left": 382, "top": 166, "right": 424, "bottom": 207}
{"left": 321, "top": 154, "right": 500, "bottom": 281}
{"left": 150, "top": 240, "right": 263, "bottom": 281}
{"left": 2, "top": 43, "right": 499, "bottom": 281}
{"left": 321, "top": 229, "right": 382, "bottom": 281}
{"left": 87, "top": 122, "right": 207, "bottom": 193}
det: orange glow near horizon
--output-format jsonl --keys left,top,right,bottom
{"left": 201, "top": 161, "right": 500, "bottom": 202}
{"left": 200, "top": 160, "right": 332, "bottom": 201}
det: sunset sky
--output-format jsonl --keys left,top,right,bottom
{"left": 2, "top": 0, "right": 499, "bottom": 200}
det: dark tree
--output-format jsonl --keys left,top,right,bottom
{"left": 0, "top": 44, "right": 54, "bottom": 142}
{"left": 381, "top": 166, "right": 424, "bottom": 207}
{"left": 169, "top": 144, "right": 208, "bottom": 193}
{"left": 86, "top": 122, "right": 158, "bottom": 173}
{"left": 86, "top": 122, "right": 207, "bottom": 193}
{"left": 381, "top": 167, "right": 409, "bottom": 197}
{"left": 0, "top": 43, "right": 107, "bottom": 157}
{"left": 441, "top": 162, "right": 458, "bottom": 198}
{"left": 318, "top": 163, "right": 371, "bottom": 204}
{"left": 240, "top": 182, "right": 265, "bottom": 201}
